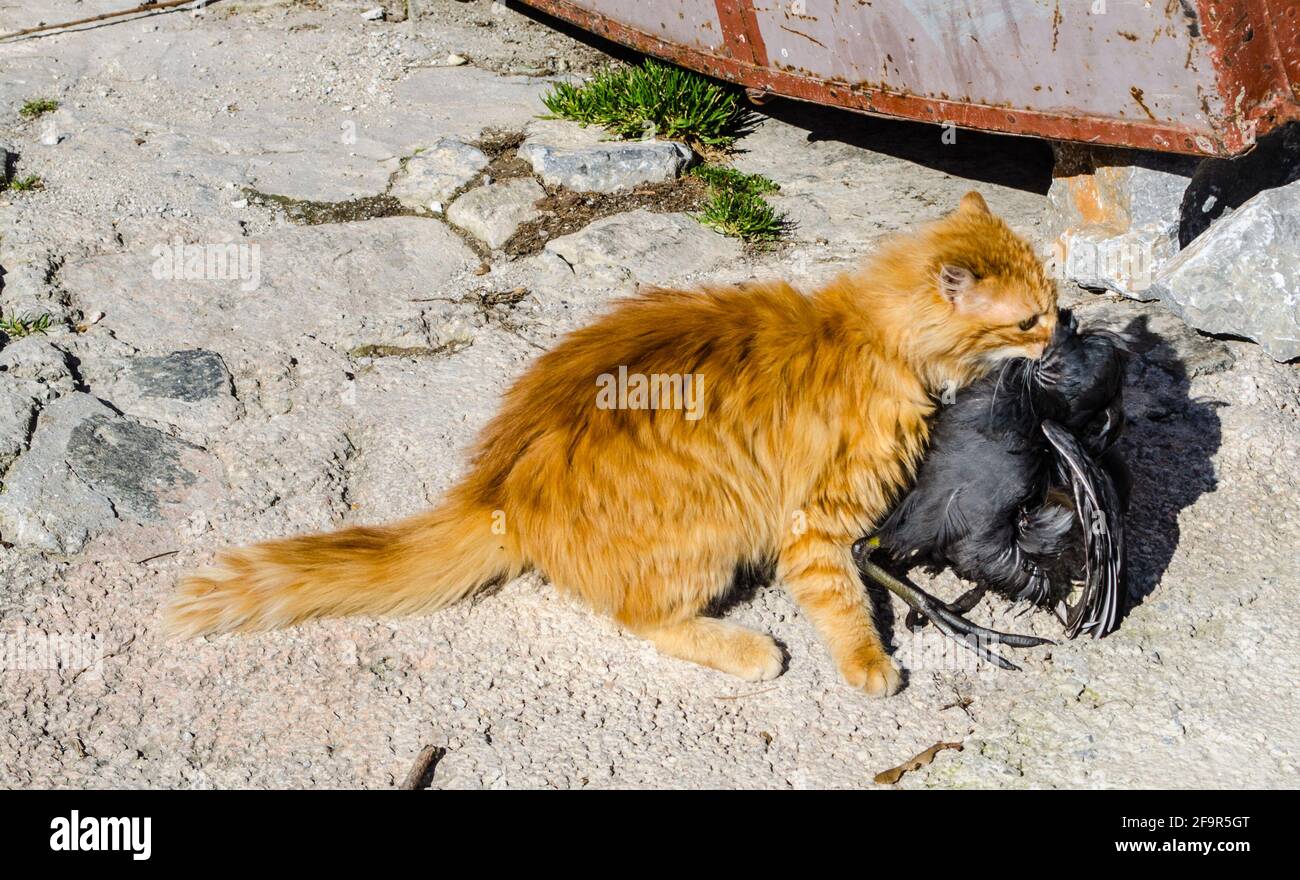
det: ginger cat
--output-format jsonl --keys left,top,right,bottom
{"left": 167, "top": 191, "right": 1057, "bottom": 697}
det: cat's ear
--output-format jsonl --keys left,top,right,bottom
{"left": 938, "top": 264, "right": 978, "bottom": 305}
{"left": 958, "top": 191, "right": 990, "bottom": 215}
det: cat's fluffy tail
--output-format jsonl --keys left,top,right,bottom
{"left": 165, "top": 493, "right": 518, "bottom": 637}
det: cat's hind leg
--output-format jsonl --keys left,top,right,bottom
{"left": 636, "top": 617, "right": 784, "bottom": 681}
{"left": 614, "top": 557, "right": 784, "bottom": 681}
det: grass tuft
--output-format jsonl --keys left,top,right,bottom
{"left": 690, "top": 163, "right": 786, "bottom": 242}
{"left": 19, "top": 98, "right": 59, "bottom": 119}
{"left": 0, "top": 313, "right": 54, "bottom": 338}
{"left": 541, "top": 60, "right": 745, "bottom": 146}
{"left": 1, "top": 174, "right": 43, "bottom": 193}
{"left": 695, "top": 190, "right": 785, "bottom": 242}
{"left": 541, "top": 62, "right": 784, "bottom": 242}
{"left": 689, "top": 164, "right": 779, "bottom": 196}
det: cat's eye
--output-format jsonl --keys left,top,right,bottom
{"left": 1018, "top": 314, "right": 1040, "bottom": 331}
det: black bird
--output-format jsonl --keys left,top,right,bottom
{"left": 853, "top": 309, "right": 1130, "bottom": 669}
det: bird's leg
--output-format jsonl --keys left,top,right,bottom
{"left": 853, "top": 539, "right": 1051, "bottom": 671}
{"left": 905, "top": 583, "right": 988, "bottom": 630}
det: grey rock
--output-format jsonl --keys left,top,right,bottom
{"left": 0, "top": 383, "right": 37, "bottom": 474}
{"left": 0, "top": 394, "right": 120, "bottom": 553}
{"left": 245, "top": 149, "right": 394, "bottom": 204}
{"left": 1045, "top": 161, "right": 1193, "bottom": 298}
{"left": 130, "top": 350, "right": 230, "bottom": 403}
{"left": 389, "top": 138, "right": 489, "bottom": 210}
{"left": 544, "top": 210, "right": 742, "bottom": 287}
{"left": 447, "top": 177, "right": 543, "bottom": 249}
{"left": 1180, "top": 123, "right": 1300, "bottom": 246}
{"left": 1148, "top": 181, "right": 1300, "bottom": 362}
{"left": 519, "top": 119, "right": 691, "bottom": 193}
{"left": 67, "top": 415, "right": 201, "bottom": 521}
{"left": 0, "top": 250, "right": 65, "bottom": 322}
{"left": 100, "top": 349, "right": 242, "bottom": 442}
{"left": 0, "top": 338, "right": 76, "bottom": 401}
{"left": 0, "top": 393, "right": 218, "bottom": 553}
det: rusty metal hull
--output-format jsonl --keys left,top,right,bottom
{"left": 517, "top": 0, "right": 1300, "bottom": 157}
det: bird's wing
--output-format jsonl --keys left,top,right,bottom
{"left": 1041, "top": 420, "right": 1125, "bottom": 639}
{"left": 935, "top": 489, "right": 970, "bottom": 548}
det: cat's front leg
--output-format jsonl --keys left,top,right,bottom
{"left": 779, "top": 508, "right": 902, "bottom": 697}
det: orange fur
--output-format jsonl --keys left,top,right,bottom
{"left": 167, "top": 191, "right": 1057, "bottom": 696}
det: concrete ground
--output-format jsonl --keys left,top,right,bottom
{"left": 0, "top": 1, "right": 1296, "bottom": 789}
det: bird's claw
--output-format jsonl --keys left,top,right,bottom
{"left": 853, "top": 542, "right": 1052, "bottom": 671}
{"left": 903, "top": 584, "right": 986, "bottom": 630}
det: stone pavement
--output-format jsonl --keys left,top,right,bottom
{"left": 0, "top": 1, "right": 1296, "bottom": 789}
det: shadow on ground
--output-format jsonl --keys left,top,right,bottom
{"left": 1112, "top": 316, "right": 1222, "bottom": 620}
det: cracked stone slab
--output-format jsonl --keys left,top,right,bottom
{"left": 0, "top": 381, "right": 37, "bottom": 474}
{"left": 389, "top": 138, "right": 489, "bottom": 210}
{"left": 448, "top": 177, "right": 544, "bottom": 249}
{"left": 544, "top": 209, "right": 742, "bottom": 287}
{"left": 0, "top": 393, "right": 221, "bottom": 553}
{"left": 519, "top": 119, "right": 692, "bottom": 193}
{"left": 60, "top": 218, "right": 480, "bottom": 357}
{"left": 1148, "top": 180, "right": 1300, "bottom": 362}
{"left": 0, "top": 338, "right": 77, "bottom": 402}
{"left": 96, "top": 349, "right": 243, "bottom": 443}
{"left": 244, "top": 148, "right": 397, "bottom": 204}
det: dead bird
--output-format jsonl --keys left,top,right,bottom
{"left": 854, "top": 309, "right": 1129, "bottom": 668}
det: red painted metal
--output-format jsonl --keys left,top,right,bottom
{"left": 516, "top": 0, "right": 1300, "bottom": 157}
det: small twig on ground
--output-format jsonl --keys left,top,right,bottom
{"left": 0, "top": 0, "right": 208, "bottom": 42}
{"left": 873, "top": 741, "right": 964, "bottom": 785}
{"left": 135, "top": 550, "right": 180, "bottom": 565}
{"left": 400, "top": 745, "right": 447, "bottom": 790}
{"left": 715, "top": 686, "right": 779, "bottom": 701}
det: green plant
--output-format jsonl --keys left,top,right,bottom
{"left": 1, "top": 174, "right": 43, "bottom": 192}
{"left": 541, "top": 60, "right": 745, "bottom": 146}
{"left": 695, "top": 190, "right": 785, "bottom": 242}
{"left": 689, "top": 164, "right": 779, "bottom": 196}
{"left": 18, "top": 98, "right": 59, "bottom": 119}
{"left": 0, "top": 313, "right": 53, "bottom": 338}
{"left": 688, "top": 163, "right": 785, "bottom": 242}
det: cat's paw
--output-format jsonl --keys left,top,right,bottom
{"left": 839, "top": 649, "right": 902, "bottom": 697}
{"left": 731, "top": 631, "right": 785, "bottom": 682}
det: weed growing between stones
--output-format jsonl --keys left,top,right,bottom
{"left": 0, "top": 312, "right": 53, "bottom": 339}
{"left": 689, "top": 164, "right": 778, "bottom": 196}
{"left": 694, "top": 189, "right": 786, "bottom": 243}
{"left": 541, "top": 59, "right": 746, "bottom": 147}
{"left": 690, "top": 165, "right": 787, "bottom": 243}
{"left": 0, "top": 173, "right": 43, "bottom": 193}
{"left": 18, "top": 98, "right": 59, "bottom": 119}
{"left": 541, "top": 62, "right": 786, "bottom": 243}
